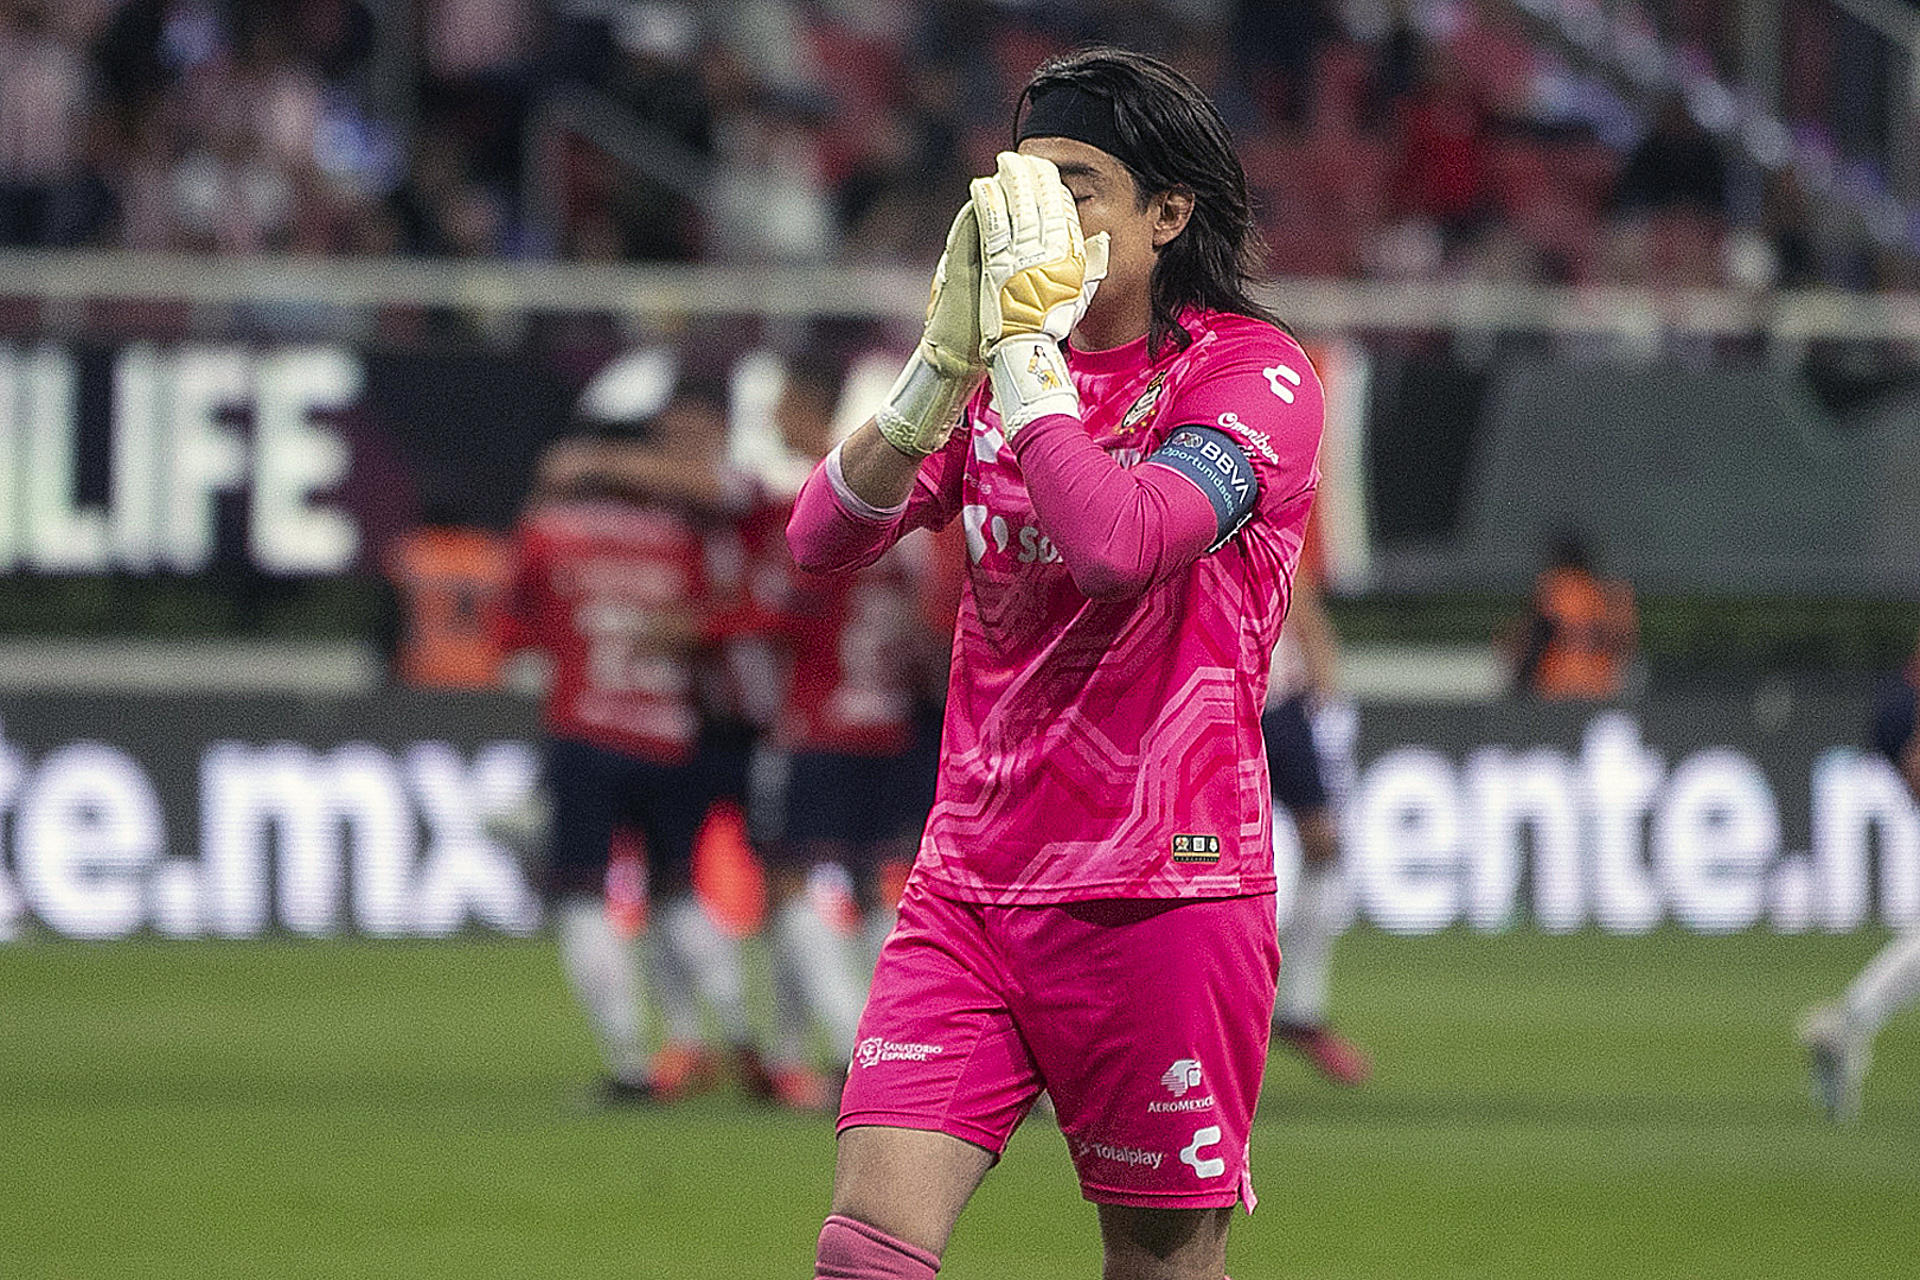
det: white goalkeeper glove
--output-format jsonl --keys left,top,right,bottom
{"left": 971, "top": 151, "right": 1109, "bottom": 440}
{"left": 874, "top": 203, "right": 986, "bottom": 457}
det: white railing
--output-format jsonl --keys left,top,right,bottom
{"left": 2, "top": 249, "right": 1918, "bottom": 341}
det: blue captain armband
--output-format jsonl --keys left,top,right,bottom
{"left": 1147, "top": 425, "right": 1260, "bottom": 551}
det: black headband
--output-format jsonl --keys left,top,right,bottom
{"left": 1017, "top": 85, "right": 1132, "bottom": 168}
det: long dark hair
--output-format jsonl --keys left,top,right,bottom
{"left": 1017, "top": 47, "right": 1279, "bottom": 355}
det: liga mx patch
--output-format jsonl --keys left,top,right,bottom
{"left": 1172, "top": 833, "right": 1221, "bottom": 863}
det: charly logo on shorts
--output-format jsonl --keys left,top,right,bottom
{"left": 1149, "top": 1059, "right": 1218, "bottom": 1113}
{"left": 1072, "top": 1136, "right": 1164, "bottom": 1172}
{"left": 1171, "top": 833, "right": 1221, "bottom": 863}
{"left": 854, "top": 1037, "right": 945, "bottom": 1068}
{"left": 1180, "top": 1126, "right": 1227, "bottom": 1180}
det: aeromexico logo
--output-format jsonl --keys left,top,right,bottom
{"left": 1152, "top": 1058, "right": 1217, "bottom": 1112}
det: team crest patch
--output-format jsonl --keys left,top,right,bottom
{"left": 1171, "top": 833, "right": 1221, "bottom": 863}
{"left": 1118, "top": 371, "right": 1168, "bottom": 434}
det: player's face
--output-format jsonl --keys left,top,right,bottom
{"left": 1016, "top": 136, "right": 1194, "bottom": 340}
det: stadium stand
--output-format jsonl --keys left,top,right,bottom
{"left": 2, "top": 0, "right": 1913, "bottom": 291}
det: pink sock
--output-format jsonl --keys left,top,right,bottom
{"left": 815, "top": 1213, "right": 940, "bottom": 1278}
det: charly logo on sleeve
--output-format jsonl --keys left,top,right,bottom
{"left": 1263, "top": 364, "right": 1302, "bottom": 403}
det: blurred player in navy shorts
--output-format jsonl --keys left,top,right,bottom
{"left": 1262, "top": 573, "right": 1371, "bottom": 1084}
{"left": 1799, "top": 633, "right": 1920, "bottom": 1121}
{"left": 735, "top": 359, "right": 937, "bottom": 1108}
{"left": 505, "top": 387, "right": 771, "bottom": 1105}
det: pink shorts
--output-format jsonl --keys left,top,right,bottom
{"left": 839, "top": 879, "right": 1280, "bottom": 1210}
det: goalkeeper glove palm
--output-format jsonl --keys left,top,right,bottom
{"left": 972, "top": 151, "right": 1109, "bottom": 439}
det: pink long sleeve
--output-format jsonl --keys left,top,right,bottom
{"left": 787, "top": 435, "right": 969, "bottom": 573}
{"left": 786, "top": 454, "right": 905, "bottom": 574}
{"left": 1007, "top": 412, "right": 1220, "bottom": 600}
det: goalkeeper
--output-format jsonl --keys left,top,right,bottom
{"left": 788, "top": 48, "right": 1324, "bottom": 1280}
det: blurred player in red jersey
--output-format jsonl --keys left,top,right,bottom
{"left": 542, "top": 374, "right": 879, "bottom": 1111}
{"left": 1799, "top": 632, "right": 1920, "bottom": 1121}
{"left": 502, "top": 386, "right": 766, "bottom": 1105}
{"left": 789, "top": 49, "right": 1323, "bottom": 1280}
{"left": 706, "top": 358, "right": 938, "bottom": 1109}
{"left": 1262, "top": 573, "right": 1372, "bottom": 1084}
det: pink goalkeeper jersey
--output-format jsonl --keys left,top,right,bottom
{"left": 811, "top": 307, "right": 1322, "bottom": 903}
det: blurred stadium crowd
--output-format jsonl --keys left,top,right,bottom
{"left": 0, "top": 0, "right": 1908, "bottom": 289}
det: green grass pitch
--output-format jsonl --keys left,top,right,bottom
{"left": 3, "top": 927, "right": 1916, "bottom": 1278}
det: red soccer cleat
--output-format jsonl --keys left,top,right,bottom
{"left": 731, "top": 1043, "right": 777, "bottom": 1100}
{"left": 767, "top": 1064, "right": 835, "bottom": 1112}
{"left": 1272, "top": 1023, "right": 1373, "bottom": 1086}
{"left": 648, "top": 1041, "right": 724, "bottom": 1101}
{"left": 734, "top": 1045, "right": 837, "bottom": 1112}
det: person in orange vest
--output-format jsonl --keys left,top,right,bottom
{"left": 380, "top": 501, "right": 513, "bottom": 690}
{"left": 1512, "top": 535, "right": 1638, "bottom": 701}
